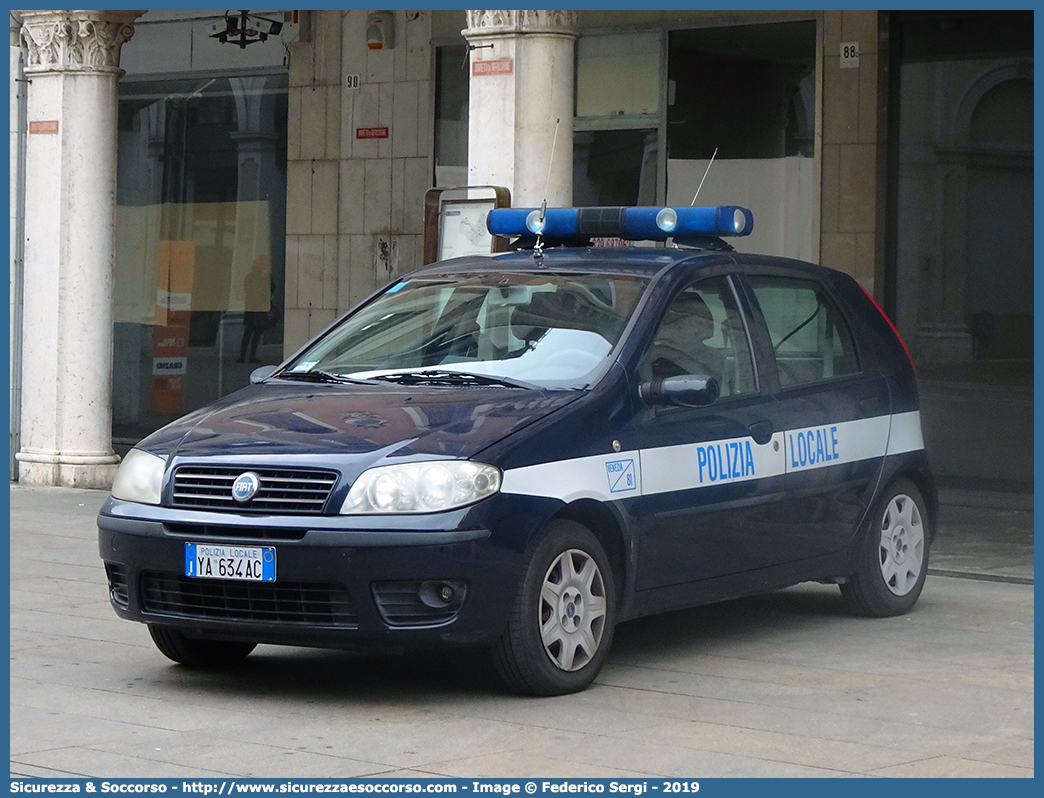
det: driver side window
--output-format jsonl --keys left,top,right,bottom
{"left": 647, "top": 276, "right": 757, "bottom": 398}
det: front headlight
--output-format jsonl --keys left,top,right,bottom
{"left": 341, "top": 461, "right": 501, "bottom": 514}
{"left": 110, "top": 448, "right": 166, "bottom": 505}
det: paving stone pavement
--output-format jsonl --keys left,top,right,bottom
{"left": 8, "top": 484, "right": 1034, "bottom": 779}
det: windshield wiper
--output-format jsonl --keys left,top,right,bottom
{"left": 276, "top": 370, "right": 376, "bottom": 385}
{"left": 370, "top": 370, "right": 537, "bottom": 390}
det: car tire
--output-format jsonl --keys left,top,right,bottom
{"left": 148, "top": 625, "right": 257, "bottom": 667}
{"left": 493, "top": 520, "right": 616, "bottom": 696}
{"left": 840, "top": 477, "right": 930, "bottom": 617}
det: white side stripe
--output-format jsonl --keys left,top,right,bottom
{"left": 500, "top": 412, "right": 924, "bottom": 502}
{"left": 886, "top": 411, "right": 924, "bottom": 455}
{"left": 500, "top": 451, "right": 642, "bottom": 503}
{"left": 783, "top": 415, "right": 890, "bottom": 473}
{"left": 640, "top": 433, "right": 785, "bottom": 497}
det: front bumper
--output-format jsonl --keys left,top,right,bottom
{"left": 97, "top": 497, "right": 530, "bottom": 650}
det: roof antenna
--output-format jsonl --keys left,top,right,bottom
{"left": 533, "top": 117, "right": 561, "bottom": 261}
{"left": 690, "top": 147, "right": 718, "bottom": 206}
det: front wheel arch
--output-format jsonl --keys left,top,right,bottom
{"left": 554, "top": 499, "right": 630, "bottom": 607}
{"left": 492, "top": 518, "right": 618, "bottom": 695}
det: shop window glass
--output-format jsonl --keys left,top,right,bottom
{"left": 434, "top": 45, "right": 469, "bottom": 188}
{"left": 667, "top": 21, "right": 816, "bottom": 160}
{"left": 889, "top": 10, "right": 1032, "bottom": 490}
{"left": 664, "top": 21, "right": 817, "bottom": 262}
{"left": 573, "top": 129, "right": 658, "bottom": 206}
{"left": 576, "top": 31, "right": 660, "bottom": 118}
{"left": 113, "top": 74, "right": 288, "bottom": 442}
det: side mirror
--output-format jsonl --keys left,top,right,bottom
{"left": 640, "top": 374, "right": 720, "bottom": 408}
{"left": 249, "top": 365, "right": 278, "bottom": 384}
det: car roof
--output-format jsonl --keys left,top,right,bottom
{"left": 408, "top": 246, "right": 725, "bottom": 280}
{"left": 407, "top": 245, "right": 844, "bottom": 287}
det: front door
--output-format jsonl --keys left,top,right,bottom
{"left": 632, "top": 273, "right": 788, "bottom": 591}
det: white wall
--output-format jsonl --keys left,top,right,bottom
{"left": 667, "top": 157, "right": 817, "bottom": 262}
{"left": 283, "top": 10, "right": 433, "bottom": 354}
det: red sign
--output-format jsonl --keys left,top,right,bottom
{"left": 472, "top": 59, "right": 513, "bottom": 76}
{"left": 356, "top": 127, "right": 389, "bottom": 139}
{"left": 29, "top": 120, "right": 58, "bottom": 134}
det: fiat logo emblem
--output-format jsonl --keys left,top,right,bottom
{"left": 231, "top": 472, "right": 261, "bottom": 503}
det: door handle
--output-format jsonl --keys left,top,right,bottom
{"left": 748, "top": 420, "right": 774, "bottom": 446}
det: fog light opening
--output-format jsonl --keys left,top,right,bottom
{"left": 418, "top": 580, "right": 466, "bottom": 609}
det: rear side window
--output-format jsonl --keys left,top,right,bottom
{"left": 747, "top": 275, "right": 860, "bottom": 387}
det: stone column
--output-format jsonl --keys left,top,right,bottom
{"left": 15, "top": 10, "right": 140, "bottom": 488}
{"left": 463, "top": 10, "right": 578, "bottom": 207}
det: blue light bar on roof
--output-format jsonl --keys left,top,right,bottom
{"left": 486, "top": 205, "right": 754, "bottom": 242}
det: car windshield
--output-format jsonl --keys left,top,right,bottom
{"left": 287, "top": 271, "right": 651, "bottom": 389}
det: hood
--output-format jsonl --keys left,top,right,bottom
{"left": 138, "top": 382, "right": 580, "bottom": 468}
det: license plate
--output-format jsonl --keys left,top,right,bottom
{"left": 185, "top": 543, "right": 276, "bottom": 582}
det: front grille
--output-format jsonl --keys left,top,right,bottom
{"left": 171, "top": 466, "right": 338, "bottom": 515}
{"left": 372, "top": 580, "right": 467, "bottom": 627}
{"left": 141, "top": 572, "right": 358, "bottom": 627}
{"left": 105, "top": 563, "right": 129, "bottom": 607}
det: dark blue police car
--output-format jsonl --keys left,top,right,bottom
{"left": 99, "top": 205, "right": 935, "bottom": 695}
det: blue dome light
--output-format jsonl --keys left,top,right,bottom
{"left": 487, "top": 206, "right": 754, "bottom": 242}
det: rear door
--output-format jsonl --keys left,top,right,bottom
{"left": 741, "top": 266, "right": 890, "bottom": 557}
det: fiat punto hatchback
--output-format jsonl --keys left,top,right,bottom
{"left": 99, "top": 206, "right": 935, "bottom": 695}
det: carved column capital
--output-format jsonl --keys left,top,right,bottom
{"left": 19, "top": 9, "right": 142, "bottom": 75}
{"left": 463, "top": 10, "right": 578, "bottom": 39}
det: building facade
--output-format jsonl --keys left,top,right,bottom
{"left": 9, "top": 9, "right": 1033, "bottom": 491}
